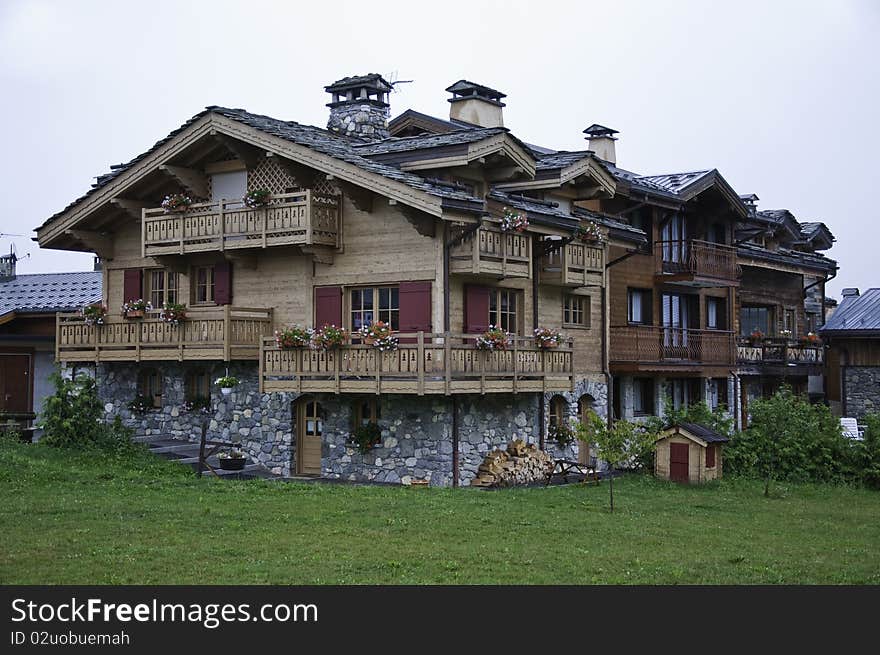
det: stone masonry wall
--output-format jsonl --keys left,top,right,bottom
{"left": 845, "top": 366, "right": 880, "bottom": 419}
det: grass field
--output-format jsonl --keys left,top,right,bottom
{"left": 1, "top": 440, "right": 878, "bottom": 584}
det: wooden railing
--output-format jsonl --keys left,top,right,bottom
{"left": 736, "top": 339, "right": 824, "bottom": 366}
{"left": 450, "top": 227, "right": 532, "bottom": 279}
{"left": 542, "top": 241, "right": 604, "bottom": 286}
{"left": 142, "top": 190, "right": 340, "bottom": 256}
{"left": 610, "top": 326, "right": 735, "bottom": 365}
{"left": 261, "top": 332, "right": 573, "bottom": 395}
{"left": 57, "top": 307, "right": 273, "bottom": 362}
{"left": 655, "top": 240, "right": 740, "bottom": 282}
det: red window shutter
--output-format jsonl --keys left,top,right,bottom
{"left": 315, "top": 286, "right": 342, "bottom": 328}
{"left": 398, "top": 281, "right": 432, "bottom": 342}
{"left": 214, "top": 262, "right": 232, "bottom": 305}
{"left": 706, "top": 445, "right": 716, "bottom": 468}
{"left": 465, "top": 286, "right": 490, "bottom": 334}
{"left": 123, "top": 269, "right": 143, "bottom": 303}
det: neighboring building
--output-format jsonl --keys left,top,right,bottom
{"left": 654, "top": 423, "right": 728, "bottom": 483}
{"left": 0, "top": 253, "right": 102, "bottom": 432}
{"left": 822, "top": 288, "right": 880, "bottom": 419}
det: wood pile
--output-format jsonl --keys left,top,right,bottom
{"left": 469, "top": 439, "right": 554, "bottom": 487}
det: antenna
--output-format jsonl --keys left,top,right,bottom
{"left": 385, "top": 71, "right": 414, "bottom": 93}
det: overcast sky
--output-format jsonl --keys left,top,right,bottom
{"left": 1, "top": 0, "right": 876, "bottom": 299}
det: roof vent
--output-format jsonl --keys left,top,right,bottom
{"left": 584, "top": 124, "right": 619, "bottom": 165}
{"left": 446, "top": 80, "right": 505, "bottom": 128}
{"left": 841, "top": 288, "right": 860, "bottom": 298}
{"left": 325, "top": 74, "right": 392, "bottom": 141}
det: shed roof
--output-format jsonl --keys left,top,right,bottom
{"left": 0, "top": 271, "right": 102, "bottom": 319}
{"left": 821, "top": 288, "right": 880, "bottom": 335}
{"left": 662, "top": 422, "right": 730, "bottom": 444}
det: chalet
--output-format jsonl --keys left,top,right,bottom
{"left": 821, "top": 288, "right": 880, "bottom": 419}
{"left": 0, "top": 253, "right": 102, "bottom": 434}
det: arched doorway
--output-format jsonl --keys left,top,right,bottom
{"left": 294, "top": 397, "right": 323, "bottom": 476}
{"left": 577, "top": 394, "right": 596, "bottom": 466}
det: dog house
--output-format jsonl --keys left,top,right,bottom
{"left": 655, "top": 423, "right": 729, "bottom": 484}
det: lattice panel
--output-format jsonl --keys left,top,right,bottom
{"left": 314, "top": 174, "right": 340, "bottom": 196}
{"left": 248, "top": 159, "right": 297, "bottom": 194}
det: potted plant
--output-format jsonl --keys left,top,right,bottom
{"left": 218, "top": 448, "right": 247, "bottom": 471}
{"left": 351, "top": 422, "right": 382, "bottom": 454}
{"left": 799, "top": 331, "right": 820, "bottom": 345}
{"left": 499, "top": 207, "right": 528, "bottom": 233}
{"left": 80, "top": 303, "right": 107, "bottom": 326}
{"left": 159, "top": 301, "right": 187, "bottom": 325}
{"left": 244, "top": 188, "right": 271, "bottom": 208}
{"left": 183, "top": 395, "right": 210, "bottom": 412}
{"left": 549, "top": 421, "right": 576, "bottom": 448}
{"left": 573, "top": 221, "right": 604, "bottom": 244}
{"left": 161, "top": 193, "right": 192, "bottom": 213}
{"left": 358, "top": 320, "right": 399, "bottom": 352}
{"left": 274, "top": 325, "right": 313, "bottom": 349}
{"left": 121, "top": 299, "right": 152, "bottom": 319}
{"left": 748, "top": 328, "right": 764, "bottom": 345}
{"left": 215, "top": 375, "right": 240, "bottom": 395}
{"left": 475, "top": 325, "right": 512, "bottom": 351}
{"left": 310, "top": 325, "right": 347, "bottom": 351}
{"left": 534, "top": 327, "right": 564, "bottom": 349}
{"left": 127, "top": 394, "right": 154, "bottom": 414}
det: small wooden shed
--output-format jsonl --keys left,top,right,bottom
{"left": 654, "top": 423, "right": 729, "bottom": 484}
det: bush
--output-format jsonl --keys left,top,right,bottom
{"left": 39, "top": 373, "right": 133, "bottom": 451}
{"left": 351, "top": 422, "right": 382, "bottom": 454}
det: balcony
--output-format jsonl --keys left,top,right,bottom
{"left": 654, "top": 240, "right": 740, "bottom": 287}
{"left": 610, "top": 326, "right": 735, "bottom": 369}
{"left": 737, "top": 339, "right": 824, "bottom": 371}
{"left": 541, "top": 241, "right": 604, "bottom": 287}
{"left": 261, "top": 333, "right": 573, "bottom": 395}
{"left": 449, "top": 227, "right": 532, "bottom": 279}
{"left": 142, "top": 191, "right": 340, "bottom": 257}
{"left": 56, "top": 307, "right": 273, "bottom": 362}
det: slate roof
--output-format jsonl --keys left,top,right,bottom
{"left": 535, "top": 151, "right": 594, "bottom": 171}
{"left": 387, "top": 109, "right": 479, "bottom": 135}
{"left": 354, "top": 127, "right": 507, "bottom": 155}
{"left": 325, "top": 74, "right": 392, "bottom": 93}
{"left": 736, "top": 241, "right": 837, "bottom": 272}
{"left": 674, "top": 422, "right": 730, "bottom": 444}
{"left": 0, "top": 271, "right": 102, "bottom": 318}
{"left": 445, "top": 80, "right": 506, "bottom": 100}
{"left": 821, "top": 288, "right": 880, "bottom": 335}
{"left": 583, "top": 124, "right": 619, "bottom": 136}
{"left": 636, "top": 170, "right": 714, "bottom": 195}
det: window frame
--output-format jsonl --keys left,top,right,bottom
{"left": 548, "top": 396, "right": 567, "bottom": 427}
{"left": 193, "top": 266, "right": 216, "bottom": 306}
{"left": 353, "top": 398, "right": 381, "bottom": 428}
{"left": 706, "top": 296, "right": 725, "bottom": 330}
{"left": 740, "top": 305, "right": 774, "bottom": 337}
{"left": 146, "top": 269, "right": 179, "bottom": 310}
{"left": 139, "top": 368, "right": 163, "bottom": 406}
{"left": 185, "top": 368, "right": 211, "bottom": 402}
{"left": 489, "top": 288, "right": 522, "bottom": 335}
{"left": 627, "top": 288, "right": 651, "bottom": 325}
{"left": 706, "top": 445, "right": 716, "bottom": 469}
{"left": 632, "top": 377, "right": 654, "bottom": 416}
{"left": 563, "top": 293, "right": 591, "bottom": 328}
{"left": 348, "top": 285, "right": 400, "bottom": 334}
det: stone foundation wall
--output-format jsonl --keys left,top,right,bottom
{"left": 845, "top": 366, "right": 880, "bottom": 419}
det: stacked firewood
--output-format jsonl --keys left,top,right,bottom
{"left": 469, "top": 439, "right": 554, "bottom": 487}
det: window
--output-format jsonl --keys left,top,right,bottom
{"left": 669, "top": 378, "right": 699, "bottom": 411}
{"left": 185, "top": 369, "right": 211, "bottom": 402}
{"left": 783, "top": 308, "right": 797, "bottom": 338}
{"left": 706, "top": 445, "right": 716, "bottom": 469}
{"left": 147, "top": 269, "right": 179, "bottom": 309}
{"left": 633, "top": 378, "right": 654, "bottom": 416}
{"left": 350, "top": 286, "right": 399, "bottom": 332}
{"left": 630, "top": 207, "right": 653, "bottom": 246}
{"left": 740, "top": 305, "right": 772, "bottom": 337}
{"left": 707, "top": 378, "right": 728, "bottom": 410}
{"left": 706, "top": 297, "right": 725, "bottom": 330}
{"left": 194, "top": 266, "right": 215, "bottom": 304}
{"left": 628, "top": 289, "right": 651, "bottom": 324}
{"left": 489, "top": 288, "right": 520, "bottom": 334}
{"left": 211, "top": 169, "right": 247, "bottom": 208}
{"left": 708, "top": 223, "right": 726, "bottom": 245}
{"left": 139, "top": 368, "right": 163, "bottom": 405}
{"left": 354, "top": 398, "right": 381, "bottom": 427}
{"left": 563, "top": 294, "right": 590, "bottom": 327}
{"left": 548, "top": 396, "right": 567, "bottom": 427}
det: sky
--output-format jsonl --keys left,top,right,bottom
{"left": 0, "top": 0, "right": 877, "bottom": 299}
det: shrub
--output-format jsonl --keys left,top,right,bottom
{"left": 351, "top": 422, "right": 382, "bottom": 454}
{"left": 39, "top": 373, "right": 133, "bottom": 451}
{"left": 548, "top": 421, "right": 576, "bottom": 447}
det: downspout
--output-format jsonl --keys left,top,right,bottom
{"left": 533, "top": 234, "right": 544, "bottom": 449}
{"left": 603, "top": 280, "right": 612, "bottom": 430}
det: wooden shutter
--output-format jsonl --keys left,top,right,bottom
{"left": 123, "top": 269, "right": 143, "bottom": 303}
{"left": 465, "top": 286, "right": 490, "bottom": 334}
{"left": 315, "top": 286, "right": 342, "bottom": 328}
{"left": 214, "top": 262, "right": 232, "bottom": 305}
{"left": 398, "top": 281, "right": 432, "bottom": 343}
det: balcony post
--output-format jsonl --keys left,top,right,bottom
{"left": 417, "top": 331, "right": 425, "bottom": 396}
{"left": 444, "top": 333, "right": 452, "bottom": 395}
{"left": 512, "top": 334, "right": 519, "bottom": 394}
{"left": 306, "top": 190, "right": 314, "bottom": 245}
{"left": 218, "top": 199, "right": 225, "bottom": 252}
{"left": 223, "top": 305, "right": 231, "bottom": 362}
{"left": 262, "top": 205, "right": 268, "bottom": 249}
{"left": 141, "top": 207, "right": 147, "bottom": 259}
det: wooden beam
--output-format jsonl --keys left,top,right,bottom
{"left": 159, "top": 165, "right": 210, "bottom": 199}
{"left": 212, "top": 132, "right": 263, "bottom": 169}
{"left": 64, "top": 229, "right": 113, "bottom": 258}
{"left": 110, "top": 198, "right": 150, "bottom": 220}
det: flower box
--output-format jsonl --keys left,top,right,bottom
{"left": 219, "top": 456, "right": 246, "bottom": 471}
{"left": 499, "top": 207, "right": 528, "bottom": 233}
{"left": 125, "top": 310, "right": 145, "bottom": 319}
{"left": 161, "top": 193, "right": 192, "bottom": 213}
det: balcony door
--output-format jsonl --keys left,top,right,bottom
{"left": 661, "top": 214, "right": 687, "bottom": 265}
{"left": 211, "top": 170, "right": 246, "bottom": 210}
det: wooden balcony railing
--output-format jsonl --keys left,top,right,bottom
{"left": 655, "top": 240, "right": 740, "bottom": 282}
{"left": 610, "top": 326, "right": 735, "bottom": 365}
{"left": 450, "top": 227, "right": 532, "bottom": 279}
{"left": 57, "top": 307, "right": 273, "bottom": 362}
{"left": 541, "top": 241, "right": 604, "bottom": 287}
{"left": 736, "top": 339, "right": 824, "bottom": 366}
{"left": 142, "top": 190, "right": 340, "bottom": 256}
{"left": 261, "top": 332, "right": 573, "bottom": 395}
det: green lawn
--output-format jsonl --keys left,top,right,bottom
{"left": 1, "top": 440, "right": 878, "bottom": 584}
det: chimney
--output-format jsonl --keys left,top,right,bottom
{"left": 446, "top": 80, "right": 505, "bottom": 128}
{"left": 0, "top": 251, "right": 16, "bottom": 282}
{"left": 325, "top": 74, "right": 392, "bottom": 141}
{"left": 584, "top": 124, "right": 619, "bottom": 164}
{"left": 842, "top": 288, "right": 860, "bottom": 298}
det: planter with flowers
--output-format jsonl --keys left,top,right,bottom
{"left": 534, "top": 327, "right": 564, "bottom": 350}
{"left": 218, "top": 448, "right": 247, "bottom": 471}
{"left": 121, "top": 299, "right": 152, "bottom": 319}
{"left": 127, "top": 394, "right": 154, "bottom": 414}
{"left": 358, "top": 320, "right": 399, "bottom": 352}
{"left": 799, "top": 332, "right": 821, "bottom": 346}
{"left": 573, "top": 221, "right": 604, "bottom": 244}
{"left": 310, "top": 325, "right": 347, "bottom": 352}
{"left": 244, "top": 188, "right": 271, "bottom": 208}
{"left": 81, "top": 303, "right": 107, "bottom": 326}
{"left": 275, "top": 325, "right": 313, "bottom": 349}
{"left": 183, "top": 395, "right": 211, "bottom": 413}
{"left": 215, "top": 375, "right": 240, "bottom": 396}
{"left": 499, "top": 207, "right": 528, "bottom": 233}
{"left": 350, "top": 422, "right": 382, "bottom": 454}
{"left": 161, "top": 193, "right": 192, "bottom": 214}
{"left": 748, "top": 328, "right": 765, "bottom": 346}
{"left": 475, "top": 325, "right": 512, "bottom": 351}
{"left": 159, "top": 302, "right": 187, "bottom": 325}
{"left": 549, "top": 421, "right": 576, "bottom": 448}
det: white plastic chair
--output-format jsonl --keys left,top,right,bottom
{"left": 840, "top": 417, "right": 864, "bottom": 441}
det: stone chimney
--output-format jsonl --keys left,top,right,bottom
{"left": 584, "top": 124, "right": 619, "bottom": 164}
{"left": 446, "top": 80, "right": 505, "bottom": 128}
{"left": 325, "top": 74, "right": 392, "bottom": 141}
{"left": 0, "top": 251, "right": 16, "bottom": 282}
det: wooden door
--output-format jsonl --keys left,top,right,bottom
{"left": 0, "top": 354, "right": 31, "bottom": 414}
{"left": 296, "top": 399, "right": 323, "bottom": 476}
{"left": 577, "top": 396, "right": 595, "bottom": 465}
{"left": 669, "top": 442, "right": 689, "bottom": 483}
